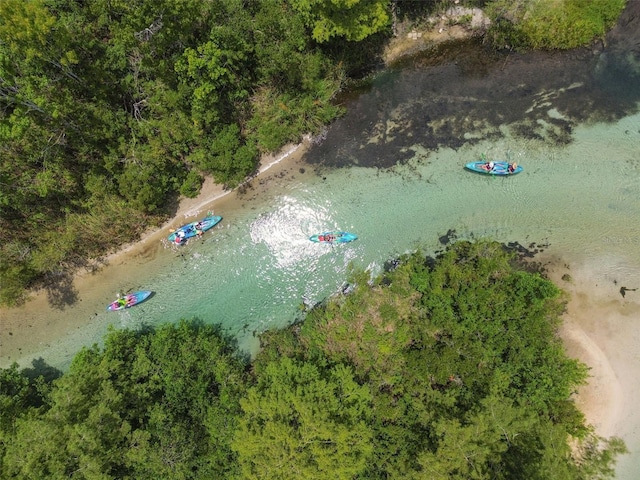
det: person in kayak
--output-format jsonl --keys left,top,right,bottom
{"left": 174, "top": 230, "right": 186, "bottom": 244}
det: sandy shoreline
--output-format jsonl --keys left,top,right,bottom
{"left": 542, "top": 257, "right": 639, "bottom": 451}
{"left": 97, "top": 140, "right": 312, "bottom": 268}
{"left": 0, "top": 138, "right": 314, "bottom": 366}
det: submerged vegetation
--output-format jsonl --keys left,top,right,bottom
{"left": 0, "top": 241, "right": 627, "bottom": 478}
{"left": 0, "top": 0, "right": 628, "bottom": 306}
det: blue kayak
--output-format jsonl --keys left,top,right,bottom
{"left": 107, "top": 290, "right": 152, "bottom": 311}
{"left": 309, "top": 231, "right": 358, "bottom": 244}
{"left": 168, "top": 215, "right": 222, "bottom": 245}
{"left": 465, "top": 161, "right": 523, "bottom": 175}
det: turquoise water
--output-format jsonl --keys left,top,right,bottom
{"left": 2, "top": 35, "right": 640, "bottom": 478}
{"left": 5, "top": 111, "right": 639, "bottom": 368}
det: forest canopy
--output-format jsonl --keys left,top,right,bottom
{"left": 0, "top": 241, "right": 627, "bottom": 478}
{"left": 0, "top": 0, "right": 627, "bottom": 306}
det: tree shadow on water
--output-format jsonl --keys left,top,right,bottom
{"left": 43, "top": 271, "right": 79, "bottom": 310}
{"left": 21, "top": 357, "right": 63, "bottom": 384}
{"left": 306, "top": 1, "right": 640, "bottom": 171}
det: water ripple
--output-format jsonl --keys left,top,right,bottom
{"left": 249, "top": 195, "right": 330, "bottom": 268}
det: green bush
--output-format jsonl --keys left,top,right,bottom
{"left": 179, "top": 170, "right": 204, "bottom": 198}
{"left": 486, "top": 0, "right": 626, "bottom": 50}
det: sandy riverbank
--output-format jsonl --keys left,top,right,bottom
{"left": 0, "top": 138, "right": 314, "bottom": 365}
{"left": 543, "top": 257, "right": 639, "bottom": 446}
{"left": 100, "top": 140, "right": 312, "bottom": 267}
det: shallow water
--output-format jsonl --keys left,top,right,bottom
{"left": 4, "top": 110, "right": 639, "bottom": 382}
{"left": 2, "top": 19, "right": 640, "bottom": 478}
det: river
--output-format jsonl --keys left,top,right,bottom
{"left": 1, "top": 5, "right": 640, "bottom": 478}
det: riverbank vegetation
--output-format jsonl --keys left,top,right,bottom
{"left": 485, "top": 0, "right": 626, "bottom": 50}
{"left": 0, "top": 0, "right": 628, "bottom": 305}
{"left": 0, "top": 241, "right": 626, "bottom": 478}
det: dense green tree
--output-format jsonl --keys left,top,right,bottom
{"left": 175, "top": 25, "right": 252, "bottom": 129}
{"left": 0, "top": 364, "right": 31, "bottom": 435}
{"left": 485, "top": 0, "right": 627, "bottom": 50}
{"left": 1, "top": 321, "right": 247, "bottom": 479}
{"left": 291, "top": 0, "right": 391, "bottom": 42}
{"left": 232, "top": 357, "right": 374, "bottom": 479}
{"left": 264, "top": 241, "right": 623, "bottom": 479}
{"left": 0, "top": 0, "right": 132, "bottom": 303}
{"left": 0, "top": 364, "right": 37, "bottom": 473}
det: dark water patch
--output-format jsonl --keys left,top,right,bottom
{"left": 383, "top": 257, "right": 402, "bottom": 273}
{"left": 510, "top": 119, "right": 545, "bottom": 142}
{"left": 21, "top": 357, "right": 63, "bottom": 385}
{"left": 506, "top": 244, "right": 543, "bottom": 273}
{"left": 504, "top": 240, "right": 554, "bottom": 276}
{"left": 620, "top": 286, "right": 637, "bottom": 298}
{"left": 439, "top": 228, "right": 458, "bottom": 245}
{"left": 307, "top": 10, "right": 640, "bottom": 170}
{"left": 505, "top": 241, "right": 539, "bottom": 258}
{"left": 604, "top": 0, "right": 640, "bottom": 83}
{"left": 40, "top": 271, "right": 79, "bottom": 310}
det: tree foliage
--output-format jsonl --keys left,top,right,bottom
{"left": 485, "top": 0, "right": 627, "bottom": 50}
{"left": 1, "top": 320, "right": 247, "bottom": 479}
{"left": 232, "top": 358, "right": 374, "bottom": 479}
{"left": 290, "top": 0, "right": 390, "bottom": 42}
{"left": 257, "top": 240, "right": 626, "bottom": 478}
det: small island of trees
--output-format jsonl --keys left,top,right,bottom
{"left": 0, "top": 241, "right": 626, "bottom": 478}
